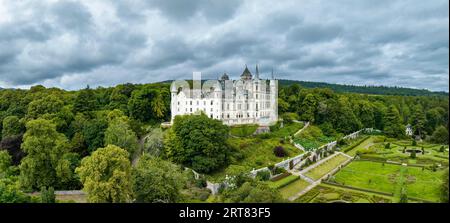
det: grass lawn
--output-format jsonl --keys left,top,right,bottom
{"left": 333, "top": 161, "right": 401, "bottom": 194}
{"left": 332, "top": 160, "right": 446, "bottom": 202}
{"left": 278, "top": 178, "right": 310, "bottom": 199}
{"left": 404, "top": 167, "right": 446, "bottom": 202}
{"left": 230, "top": 124, "right": 259, "bottom": 137}
{"left": 304, "top": 154, "right": 350, "bottom": 181}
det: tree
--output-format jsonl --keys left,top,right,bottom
{"left": 0, "top": 150, "right": 12, "bottom": 175}
{"left": 163, "top": 114, "right": 230, "bottom": 173}
{"left": 0, "top": 135, "right": 24, "bottom": 165}
{"left": 143, "top": 128, "right": 164, "bottom": 156}
{"left": 27, "top": 95, "right": 64, "bottom": 119}
{"left": 411, "top": 104, "right": 427, "bottom": 138}
{"left": 430, "top": 126, "right": 449, "bottom": 144}
{"left": 75, "top": 145, "right": 132, "bottom": 203}
{"left": 40, "top": 186, "right": 55, "bottom": 203}
{"left": 410, "top": 149, "right": 416, "bottom": 159}
{"left": 104, "top": 114, "right": 138, "bottom": 156}
{"left": 273, "top": 146, "right": 287, "bottom": 157}
{"left": 383, "top": 105, "right": 404, "bottom": 138}
{"left": 132, "top": 154, "right": 185, "bottom": 203}
{"left": 357, "top": 101, "right": 375, "bottom": 128}
{"left": 82, "top": 116, "right": 108, "bottom": 153}
{"left": 19, "top": 119, "right": 72, "bottom": 191}
{"left": 73, "top": 86, "right": 97, "bottom": 114}
{"left": 299, "top": 94, "right": 316, "bottom": 122}
{"left": 385, "top": 143, "right": 391, "bottom": 149}
{"left": 2, "top": 116, "right": 24, "bottom": 138}
{"left": 0, "top": 177, "right": 31, "bottom": 203}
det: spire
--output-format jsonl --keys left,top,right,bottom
{"left": 255, "top": 64, "right": 260, "bottom": 79}
{"left": 241, "top": 64, "right": 252, "bottom": 80}
{"left": 271, "top": 68, "right": 274, "bottom": 79}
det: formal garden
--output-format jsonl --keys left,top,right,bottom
{"left": 295, "top": 184, "right": 392, "bottom": 203}
{"left": 329, "top": 160, "right": 446, "bottom": 202}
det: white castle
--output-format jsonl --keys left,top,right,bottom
{"left": 170, "top": 65, "right": 278, "bottom": 126}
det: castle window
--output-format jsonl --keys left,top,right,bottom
{"left": 211, "top": 101, "right": 213, "bottom": 105}
{"left": 190, "top": 108, "right": 192, "bottom": 112}
{"left": 178, "top": 102, "right": 180, "bottom": 105}
{"left": 190, "top": 101, "right": 192, "bottom": 105}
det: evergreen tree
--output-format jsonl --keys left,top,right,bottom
{"left": 383, "top": 105, "right": 404, "bottom": 138}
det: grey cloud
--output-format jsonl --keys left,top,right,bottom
{"left": 0, "top": 0, "right": 448, "bottom": 91}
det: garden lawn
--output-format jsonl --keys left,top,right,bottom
{"left": 304, "top": 154, "right": 350, "bottom": 181}
{"left": 333, "top": 161, "right": 401, "bottom": 194}
{"left": 278, "top": 178, "right": 310, "bottom": 199}
{"left": 404, "top": 167, "right": 445, "bottom": 202}
{"left": 230, "top": 124, "right": 259, "bottom": 137}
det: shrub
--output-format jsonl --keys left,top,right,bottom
{"left": 385, "top": 143, "right": 390, "bottom": 149}
{"left": 410, "top": 150, "right": 416, "bottom": 159}
{"left": 273, "top": 166, "right": 287, "bottom": 175}
{"left": 439, "top": 146, "right": 445, "bottom": 153}
{"left": 412, "top": 140, "right": 417, "bottom": 146}
{"left": 256, "top": 170, "right": 271, "bottom": 181}
{"left": 273, "top": 146, "right": 287, "bottom": 157}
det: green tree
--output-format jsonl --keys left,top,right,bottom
{"left": 143, "top": 127, "right": 164, "bottom": 156}
{"left": 383, "top": 105, "right": 404, "bottom": 138}
{"left": 128, "top": 87, "right": 157, "bottom": 122}
{"left": 27, "top": 95, "right": 64, "bottom": 119}
{"left": 163, "top": 114, "right": 230, "bottom": 173}
{"left": 411, "top": 104, "right": 427, "bottom": 138}
{"left": 0, "top": 177, "right": 31, "bottom": 203}
{"left": 19, "top": 119, "right": 72, "bottom": 190}
{"left": 299, "top": 94, "right": 316, "bottom": 122}
{"left": 104, "top": 112, "right": 138, "bottom": 156}
{"left": 0, "top": 150, "right": 12, "bottom": 175}
{"left": 132, "top": 154, "right": 185, "bottom": 203}
{"left": 2, "top": 116, "right": 24, "bottom": 138}
{"left": 73, "top": 86, "right": 97, "bottom": 114}
{"left": 76, "top": 145, "right": 132, "bottom": 203}
{"left": 40, "top": 186, "right": 55, "bottom": 203}
{"left": 430, "top": 126, "right": 449, "bottom": 144}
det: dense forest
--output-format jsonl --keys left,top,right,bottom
{"left": 0, "top": 81, "right": 448, "bottom": 203}
{"left": 278, "top": 80, "right": 449, "bottom": 97}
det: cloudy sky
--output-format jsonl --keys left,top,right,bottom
{"left": 0, "top": 0, "right": 448, "bottom": 91}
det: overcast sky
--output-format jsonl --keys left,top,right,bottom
{"left": 0, "top": 0, "right": 448, "bottom": 91}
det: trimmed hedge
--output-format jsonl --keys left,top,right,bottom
{"left": 268, "top": 174, "right": 299, "bottom": 189}
{"left": 269, "top": 172, "right": 291, "bottom": 182}
{"left": 342, "top": 135, "right": 370, "bottom": 153}
{"left": 322, "top": 181, "right": 394, "bottom": 197}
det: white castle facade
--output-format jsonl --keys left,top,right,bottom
{"left": 170, "top": 65, "right": 278, "bottom": 126}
